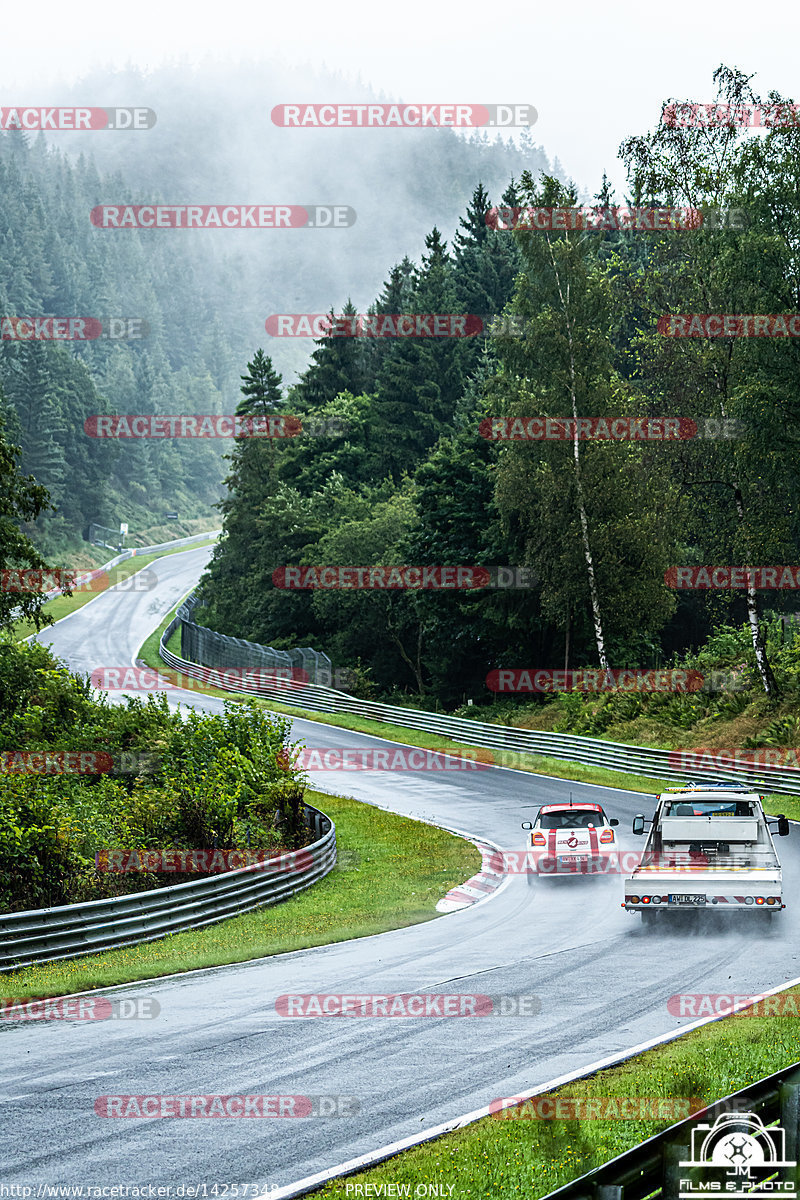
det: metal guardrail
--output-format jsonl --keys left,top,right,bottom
{"left": 0, "top": 804, "right": 335, "bottom": 972}
{"left": 128, "top": 529, "right": 222, "bottom": 556}
{"left": 540, "top": 1059, "right": 800, "bottom": 1199}
{"left": 43, "top": 530, "right": 222, "bottom": 602}
{"left": 158, "top": 612, "right": 800, "bottom": 796}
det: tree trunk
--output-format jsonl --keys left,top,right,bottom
{"left": 733, "top": 485, "right": 778, "bottom": 696}
{"left": 387, "top": 610, "right": 426, "bottom": 696}
{"left": 547, "top": 238, "right": 609, "bottom": 671}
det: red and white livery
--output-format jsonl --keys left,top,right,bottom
{"left": 523, "top": 802, "right": 619, "bottom": 874}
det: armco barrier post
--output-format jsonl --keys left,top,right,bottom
{"left": 780, "top": 1082, "right": 800, "bottom": 1182}
{"left": 663, "top": 1143, "right": 690, "bottom": 1200}
{"left": 595, "top": 1187, "right": 624, "bottom": 1199}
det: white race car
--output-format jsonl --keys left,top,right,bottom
{"left": 522, "top": 802, "right": 620, "bottom": 875}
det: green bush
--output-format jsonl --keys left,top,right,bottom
{"left": 0, "top": 641, "right": 308, "bottom": 912}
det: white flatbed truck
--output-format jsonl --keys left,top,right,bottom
{"left": 624, "top": 783, "right": 789, "bottom": 924}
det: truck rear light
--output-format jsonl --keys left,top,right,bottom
{"left": 651, "top": 896, "right": 662, "bottom": 903}
{"left": 641, "top": 896, "right": 651, "bottom": 904}
{"left": 600, "top": 829, "right": 615, "bottom": 843}
{"left": 532, "top": 833, "right": 546, "bottom": 846}
{"left": 755, "top": 897, "right": 765, "bottom": 905}
{"left": 744, "top": 897, "right": 754, "bottom": 904}
{"left": 767, "top": 896, "right": 779, "bottom": 905}
{"left": 629, "top": 895, "right": 640, "bottom": 904}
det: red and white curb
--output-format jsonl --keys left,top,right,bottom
{"left": 436, "top": 843, "right": 506, "bottom": 912}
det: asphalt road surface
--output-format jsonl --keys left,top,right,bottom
{"left": 2, "top": 546, "right": 798, "bottom": 1190}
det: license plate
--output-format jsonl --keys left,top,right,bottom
{"left": 559, "top": 855, "right": 590, "bottom": 863}
{"left": 668, "top": 894, "right": 706, "bottom": 905}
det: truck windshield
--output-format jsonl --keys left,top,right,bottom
{"left": 666, "top": 801, "right": 753, "bottom": 817}
{"left": 539, "top": 812, "right": 604, "bottom": 828}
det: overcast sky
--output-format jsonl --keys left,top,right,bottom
{"left": 3, "top": 0, "right": 799, "bottom": 197}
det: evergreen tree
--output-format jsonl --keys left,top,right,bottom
{"left": 0, "top": 397, "right": 58, "bottom": 632}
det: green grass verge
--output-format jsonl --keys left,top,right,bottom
{"left": 136, "top": 587, "right": 249, "bottom": 702}
{"left": 13, "top": 536, "right": 219, "bottom": 643}
{"left": 0, "top": 789, "right": 479, "bottom": 1000}
{"left": 316, "top": 995, "right": 800, "bottom": 1199}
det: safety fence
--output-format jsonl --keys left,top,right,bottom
{"left": 165, "top": 593, "right": 332, "bottom": 688}
{"left": 0, "top": 804, "right": 334, "bottom": 972}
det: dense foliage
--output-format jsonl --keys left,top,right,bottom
{"left": 198, "top": 69, "right": 800, "bottom": 708}
{"left": 0, "top": 639, "right": 307, "bottom": 912}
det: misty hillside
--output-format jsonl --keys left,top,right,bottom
{"left": 37, "top": 61, "right": 559, "bottom": 383}
{"left": 0, "top": 62, "right": 559, "bottom": 553}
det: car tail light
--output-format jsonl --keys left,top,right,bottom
{"left": 532, "top": 833, "right": 546, "bottom": 846}
{"left": 600, "top": 829, "right": 615, "bottom": 843}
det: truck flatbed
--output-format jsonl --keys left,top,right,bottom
{"left": 624, "top": 784, "right": 788, "bottom": 921}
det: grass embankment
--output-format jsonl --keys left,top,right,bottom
{"left": 316, "top": 1000, "right": 800, "bottom": 1199}
{"left": 0, "top": 790, "right": 479, "bottom": 999}
{"left": 138, "top": 620, "right": 800, "bottom": 819}
{"left": 13, "top": 535, "right": 219, "bottom": 643}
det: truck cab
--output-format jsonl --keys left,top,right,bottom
{"left": 624, "top": 783, "right": 788, "bottom": 922}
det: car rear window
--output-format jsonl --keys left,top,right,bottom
{"left": 539, "top": 812, "right": 605, "bottom": 829}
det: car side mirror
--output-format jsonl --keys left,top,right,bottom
{"left": 632, "top": 815, "right": 645, "bottom": 835}
{"left": 521, "top": 821, "right": 533, "bottom": 830}
{"left": 778, "top": 816, "right": 790, "bottom": 837}
{"left": 610, "top": 819, "right": 619, "bottom": 827}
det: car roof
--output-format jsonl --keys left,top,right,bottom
{"left": 660, "top": 790, "right": 759, "bottom": 802}
{"left": 539, "top": 803, "right": 604, "bottom": 813}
